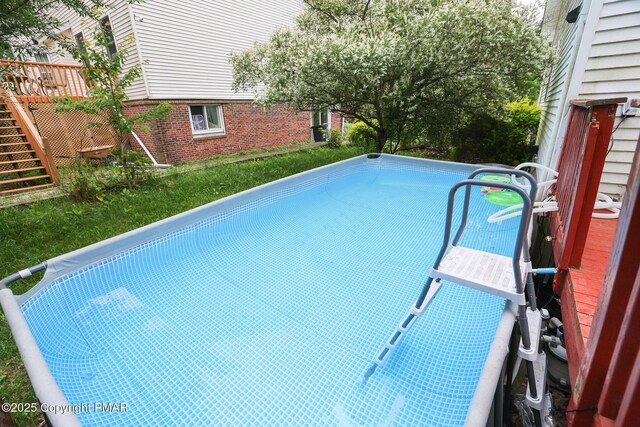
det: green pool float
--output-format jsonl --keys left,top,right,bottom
{"left": 480, "top": 175, "right": 523, "bottom": 207}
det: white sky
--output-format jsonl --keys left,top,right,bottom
{"left": 517, "top": 0, "right": 545, "bottom": 8}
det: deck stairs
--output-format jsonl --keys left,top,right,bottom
{"left": 364, "top": 168, "right": 552, "bottom": 427}
{"left": 0, "top": 95, "right": 57, "bottom": 195}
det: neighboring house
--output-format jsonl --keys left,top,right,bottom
{"left": 33, "top": 0, "right": 340, "bottom": 164}
{"left": 536, "top": 0, "right": 640, "bottom": 199}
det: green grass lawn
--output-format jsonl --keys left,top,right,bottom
{"left": 0, "top": 145, "right": 363, "bottom": 426}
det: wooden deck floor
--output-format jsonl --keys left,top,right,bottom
{"left": 562, "top": 215, "right": 618, "bottom": 379}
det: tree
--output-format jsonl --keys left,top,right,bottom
{"left": 232, "top": 0, "right": 550, "bottom": 153}
{"left": 54, "top": 21, "right": 170, "bottom": 188}
{"left": 0, "top": 0, "right": 106, "bottom": 58}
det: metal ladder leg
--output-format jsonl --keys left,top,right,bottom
{"left": 361, "top": 276, "right": 442, "bottom": 383}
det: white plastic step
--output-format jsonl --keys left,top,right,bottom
{"left": 525, "top": 352, "right": 548, "bottom": 411}
{"left": 430, "top": 246, "right": 527, "bottom": 304}
{"left": 519, "top": 308, "right": 542, "bottom": 361}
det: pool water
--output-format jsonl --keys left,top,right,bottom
{"left": 22, "top": 160, "right": 518, "bottom": 426}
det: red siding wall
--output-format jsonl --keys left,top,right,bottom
{"left": 124, "top": 100, "right": 317, "bottom": 164}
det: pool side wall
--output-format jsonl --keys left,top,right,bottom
{"left": 4, "top": 153, "right": 512, "bottom": 427}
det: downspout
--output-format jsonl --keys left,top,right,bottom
{"left": 538, "top": 0, "right": 602, "bottom": 198}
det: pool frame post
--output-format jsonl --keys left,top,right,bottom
{"left": 0, "top": 284, "right": 82, "bottom": 426}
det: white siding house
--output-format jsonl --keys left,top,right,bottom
{"left": 31, "top": 0, "right": 330, "bottom": 164}
{"left": 130, "top": 0, "right": 303, "bottom": 100}
{"left": 43, "top": 0, "right": 302, "bottom": 101}
{"left": 43, "top": 0, "right": 147, "bottom": 99}
{"left": 537, "top": 0, "right": 640, "bottom": 199}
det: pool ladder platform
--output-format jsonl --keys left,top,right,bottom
{"left": 364, "top": 168, "right": 552, "bottom": 427}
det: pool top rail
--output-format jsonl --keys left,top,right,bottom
{"left": 1, "top": 153, "right": 516, "bottom": 426}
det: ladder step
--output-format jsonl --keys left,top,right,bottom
{"left": 519, "top": 308, "right": 542, "bottom": 361}
{"left": 0, "top": 134, "right": 26, "bottom": 138}
{"left": 0, "top": 183, "right": 54, "bottom": 195}
{"left": 0, "top": 158, "right": 41, "bottom": 165}
{"left": 0, "top": 118, "right": 16, "bottom": 121}
{"left": 0, "top": 126, "right": 20, "bottom": 130}
{"left": 0, "top": 142, "right": 30, "bottom": 147}
{"left": 0, "top": 174, "right": 50, "bottom": 185}
{"left": 431, "top": 246, "right": 527, "bottom": 304}
{"left": 369, "top": 281, "right": 443, "bottom": 370}
{"left": 0, "top": 150, "right": 36, "bottom": 156}
{"left": 0, "top": 166, "right": 46, "bottom": 175}
{"left": 525, "top": 352, "right": 547, "bottom": 411}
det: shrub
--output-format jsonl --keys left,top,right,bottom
{"left": 62, "top": 147, "right": 157, "bottom": 202}
{"left": 63, "top": 163, "right": 106, "bottom": 202}
{"left": 347, "top": 121, "right": 377, "bottom": 150}
{"left": 451, "top": 98, "right": 541, "bottom": 165}
{"left": 324, "top": 129, "right": 343, "bottom": 148}
{"left": 109, "top": 146, "right": 156, "bottom": 188}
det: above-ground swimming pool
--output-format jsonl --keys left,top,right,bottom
{"left": 5, "top": 154, "right": 520, "bottom": 426}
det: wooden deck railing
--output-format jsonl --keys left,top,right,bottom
{"left": 0, "top": 59, "right": 90, "bottom": 102}
{"left": 567, "top": 138, "right": 640, "bottom": 427}
{"left": 550, "top": 98, "right": 625, "bottom": 294}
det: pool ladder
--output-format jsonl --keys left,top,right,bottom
{"left": 364, "top": 168, "right": 551, "bottom": 427}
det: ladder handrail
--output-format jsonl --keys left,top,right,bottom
{"left": 452, "top": 168, "right": 538, "bottom": 247}
{"left": 434, "top": 178, "right": 534, "bottom": 295}
{"left": 1, "top": 88, "right": 60, "bottom": 184}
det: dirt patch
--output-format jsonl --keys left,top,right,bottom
{"left": 510, "top": 378, "right": 570, "bottom": 426}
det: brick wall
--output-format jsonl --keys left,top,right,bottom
{"left": 330, "top": 111, "right": 342, "bottom": 132}
{"left": 124, "top": 100, "right": 326, "bottom": 164}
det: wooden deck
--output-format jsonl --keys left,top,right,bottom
{"left": 561, "top": 215, "right": 618, "bottom": 380}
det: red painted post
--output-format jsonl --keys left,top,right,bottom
{"left": 598, "top": 268, "right": 640, "bottom": 420}
{"left": 566, "top": 103, "right": 618, "bottom": 267}
{"left": 551, "top": 98, "right": 626, "bottom": 294}
{"left": 615, "top": 341, "right": 640, "bottom": 427}
{"left": 557, "top": 108, "right": 599, "bottom": 267}
{"left": 560, "top": 282, "right": 586, "bottom": 383}
{"left": 568, "top": 137, "right": 640, "bottom": 426}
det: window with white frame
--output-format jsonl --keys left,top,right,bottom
{"left": 189, "top": 105, "right": 225, "bottom": 135}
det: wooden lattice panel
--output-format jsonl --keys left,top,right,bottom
{"left": 26, "top": 102, "right": 116, "bottom": 166}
